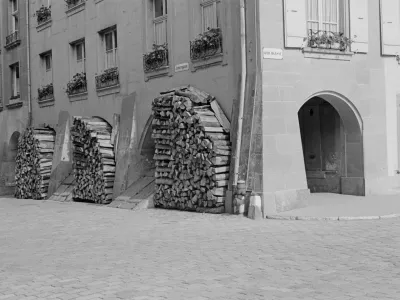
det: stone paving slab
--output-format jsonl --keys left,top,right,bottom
{"left": 0, "top": 197, "right": 400, "bottom": 299}
{"left": 272, "top": 193, "right": 400, "bottom": 220}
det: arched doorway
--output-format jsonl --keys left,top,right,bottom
{"left": 298, "top": 93, "right": 364, "bottom": 196}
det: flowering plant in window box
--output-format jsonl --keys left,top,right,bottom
{"left": 95, "top": 67, "right": 119, "bottom": 89}
{"left": 143, "top": 44, "right": 169, "bottom": 72}
{"left": 304, "top": 30, "right": 353, "bottom": 52}
{"left": 36, "top": 5, "right": 51, "bottom": 25}
{"left": 66, "top": 72, "right": 87, "bottom": 96}
{"left": 65, "top": 0, "right": 83, "bottom": 9}
{"left": 190, "top": 28, "right": 222, "bottom": 60}
{"left": 38, "top": 83, "right": 54, "bottom": 101}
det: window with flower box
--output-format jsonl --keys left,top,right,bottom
{"left": 188, "top": 0, "right": 226, "bottom": 71}
{"left": 284, "top": 0, "right": 369, "bottom": 54}
{"left": 5, "top": 0, "right": 20, "bottom": 49}
{"left": 38, "top": 51, "right": 53, "bottom": 102}
{"left": 142, "top": 0, "right": 171, "bottom": 80}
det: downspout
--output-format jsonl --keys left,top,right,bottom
{"left": 232, "top": 0, "right": 247, "bottom": 190}
{"left": 26, "top": 0, "right": 32, "bottom": 126}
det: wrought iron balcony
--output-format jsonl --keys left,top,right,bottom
{"left": 5, "top": 31, "right": 20, "bottom": 49}
{"left": 95, "top": 68, "right": 119, "bottom": 90}
{"left": 306, "top": 29, "right": 351, "bottom": 52}
{"left": 143, "top": 45, "right": 169, "bottom": 72}
{"left": 190, "top": 28, "right": 223, "bottom": 61}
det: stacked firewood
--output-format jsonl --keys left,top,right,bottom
{"left": 71, "top": 117, "right": 115, "bottom": 204}
{"left": 152, "top": 86, "right": 231, "bottom": 213}
{"left": 15, "top": 127, "right": 56, "bottom": 199}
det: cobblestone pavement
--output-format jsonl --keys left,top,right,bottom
{"left": 1, "top": 198, "right": 400, "bottom": 300}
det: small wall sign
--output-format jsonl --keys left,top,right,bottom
{"left": 263, "top": 48, "right": 283, "bottom": 60}
{"left": 175, "top": 62, "right": 189, "bottom": 72}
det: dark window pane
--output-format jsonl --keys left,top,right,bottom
{"left": 114, "top": 30, "right": 117, "bottom": 48}
{"left": 76, "top": 44, "right": 82, "bottom": 61}
{"left": 105, "top": 32, "right": 113, "bottom": 50}
{"left": 154, "top": 0, "right": 163, "bottom": 18}
{"left": 16, "top": 64, "right": 19, "bottom": 78}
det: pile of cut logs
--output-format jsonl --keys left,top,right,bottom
{"left": 71, "top": 117, "right": 115, "bottom": 204}
{"left": 15, "top": 127, "right": 56, "bottom": 199}
{"left": 152, "top": 86, "right": 231, "bottom": 213}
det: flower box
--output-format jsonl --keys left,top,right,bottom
{"left": 143, "top": 44, "right": 169, "bottom": 73}
{"left": 36, "top": 5, "right": 51, "bottom": 25}
{"left": 190, "top": 28, "right": 223, "bottom": 61}
{"left": 95, "top": 67, "right": 119, "bottom": 90}
{"left": 38, "top": 83, "right": 54, "bottom": 101}
{"left": 66, "top": 73, "right": 87, "bottom": 96}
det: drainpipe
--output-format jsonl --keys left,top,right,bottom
{"left": 26, "top": 0, "right": 32, "bottom": 126}
{"left": 232, "top": 0, "right": 247, "bottom": 191}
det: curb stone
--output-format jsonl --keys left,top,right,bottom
{"left": 266, "top": 214, "right": 400, "bottom": 221}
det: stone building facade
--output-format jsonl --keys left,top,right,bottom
{"left": 0, "top": 0, "right": 30, "bottom": 196}
{"left": 28, "top": 0, "right": 242, "bottom": 201}
{"left": 4, "top": 0, "right": 400, "bottom": 216}
{"left": 258, "top": 0, "right": 400, "bottom": 215}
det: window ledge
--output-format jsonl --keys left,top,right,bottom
{"left": 302, "top": 47, "right": 353, "bottom": 61}
{"left": 68, "top": 92, "right": 88, "bottom": 102}
{"left": 6, "top": 99, "right": 23, "bottom": 109}
{"left": 144, "top": 66, "right": 170, "bottom": 82}
{"left": 36, "top": 19, "right": 52, "bottom": 32}
{"left": 191, "top": 53, "right": 224, "bottom": 72}
{"left": 66, "top": 2, "right": 85, "bottom": 16}
{"left": 38, "top": 97, "right": 55, "bottom": 107}
{"left": 96, "top": 84, "right": 120, "bottom": 96}
{"left": 4, "top": 39, "right": 21, "bottom": 50}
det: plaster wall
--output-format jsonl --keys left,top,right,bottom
{"left": 29, "top": 0, "right": 241, "bottom": 196}
{"left": 258, "top": 0, "right": 396, "bottom": 214}
{"left": 0, "top": 0, "right": 30, "bottom": 195}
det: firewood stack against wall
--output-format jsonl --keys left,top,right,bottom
{"left": 15, "top": 127, "right": 56, "bottom": 199}
{"left": 71, "top": 117, "right": 115, "bottom": 204}
{"left": 151, "top": 86, "right": 231, "bottom": 213}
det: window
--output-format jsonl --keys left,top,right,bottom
{"left": 306, "top": 0, "right": 345, "bottom": 33}
{"left": 73, "top": 40, "right": 86, "bottom": 73}
{"left": 10, "top": 0, "right": 19, "bottom": 33}
{"left": 40, "top": 52, "right": 52, "bottom": 85}
{"left": 201, "top": 0, "right": 220, "bottom": 32}
{"left": 44, "top": 53, "right": 52, "bottom": 71}
{"left": 153, "top": 0, "right": 167, "bottom": 45}
{"left": 10, "top": 63, "right": 20, "bottom": 98}
{"left": 102, "top": 29, "right": 117, "bottom": 70}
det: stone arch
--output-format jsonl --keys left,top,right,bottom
{"left": 138, "top": 114, "right": 155, "bottom": 161}
{"left": 91, "top": 116, "right": 112, "bottom": 128}
{"left": 7, "top": 131, "right": 20, "bottom": 162}
{"left": 298, "top": 91, "right": 364, "bottom": 196}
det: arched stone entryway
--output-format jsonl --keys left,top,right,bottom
{"left": 298, "top": 92, "right": 364, "bottom": 196}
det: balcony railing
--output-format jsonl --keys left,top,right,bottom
{"left": 143, "top": 44, "right": 169, "bottom": 72}
{"left": 5, "top": 31, "right": 20, "bottom": 47}
{"left": 95, "top": 67, "right": 119, "bottom": 90}
{"left": 306, "top": 29, "right": 351, "bottom": 52}
{"left": 36, "top": 6, "right": 51, "bottom": 25}
{"left": 190, "top": 28, "right": 223, "bottom": 61}
{"left": 66, "top": 0, "right": 85, "bottom": 10}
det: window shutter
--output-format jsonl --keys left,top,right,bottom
{"left": 284, "top": 0, "right": 307, "bottom": 48}
{"left": 380, "top": 0, "right": 400, "bottom": 55}
{"left": 350, "top": 0, "right": 369, "bottom": 53}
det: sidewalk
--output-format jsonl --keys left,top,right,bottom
{"left": 267, "top": 193, "right": 400, "bottom": 220}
